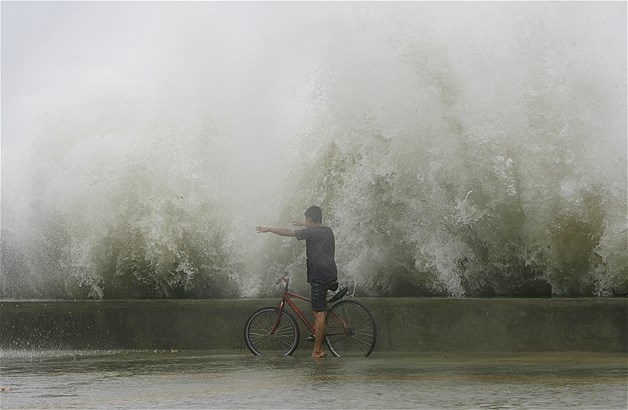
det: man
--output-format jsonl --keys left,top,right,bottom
{"left": 256, "top": 205, "right": 338, "bottom": 358}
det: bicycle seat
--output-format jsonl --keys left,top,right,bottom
{"left": 329, "top": 281, "right": 339, "bottom": 292}
{"left": 327, "top": 287, "right": 348, "bottom": 304}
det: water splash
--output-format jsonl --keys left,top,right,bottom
{"left": 1, "top": 2, "right": 626, "bottom": 298}
{"left": 263, "top": 3, "right": 627, "bottom": 297}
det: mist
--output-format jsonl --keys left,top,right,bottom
{"left": 2, "top": 2, "right": 626, "bottom": 299}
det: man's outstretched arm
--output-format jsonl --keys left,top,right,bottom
{"left": 256, "top": 226, "right": 296, "bottom": 237}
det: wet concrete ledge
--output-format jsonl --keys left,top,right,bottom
{"left": 1, "top": 298, "right": 626, "bottom": 352}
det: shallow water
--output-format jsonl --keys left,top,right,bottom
{"left": 1, "top": 350, "right": 626, "bottom": 409}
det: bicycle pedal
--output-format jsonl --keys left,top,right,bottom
{"left": 306, "top": 335, "right": 315, "bottom": 342}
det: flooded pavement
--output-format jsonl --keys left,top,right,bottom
{"left": 1, "top": 350, "right": 626, "bottom": 409}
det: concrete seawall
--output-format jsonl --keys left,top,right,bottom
{"left": 1, "top": 298, "right": 626, "bottom": 352}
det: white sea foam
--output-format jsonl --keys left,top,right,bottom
{"left": 1, "top": 2, "right": 626, "bottom": 298}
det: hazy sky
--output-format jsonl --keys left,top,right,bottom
{"left": 2, "top": 2, "right": 352, "bottom": 219}
{"left": 2, "top": 2, "right": 333, "bottom": 148}
{"left": 4, "top": 2, "right": 624, "bottom": 144}
{"left": 2, "top": 1, "right": 625, "bottom": 222}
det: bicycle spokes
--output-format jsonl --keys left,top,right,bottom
{"left": 244, "top": 307, "right": 300, "bottom": 356}
{"left": 325, "top": 300, "right": 376, "bottom": 357}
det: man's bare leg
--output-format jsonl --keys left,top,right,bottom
{"left": 312, "top": 311, "right": 327, "bottom": 358}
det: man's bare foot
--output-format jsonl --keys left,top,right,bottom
{"left": 311, "top": 352, "right": 327, "bottom": 359}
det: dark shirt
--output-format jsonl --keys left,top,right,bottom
{"left": 295, "top": 226, "right": 338, "bottom": 283}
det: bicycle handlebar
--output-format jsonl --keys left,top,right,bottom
{"left": 275, "top": 272, "right": 290, "bottom": 285}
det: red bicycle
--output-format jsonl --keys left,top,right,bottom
{"left": 244, "top": 273, "right": 377, "bottom": 357}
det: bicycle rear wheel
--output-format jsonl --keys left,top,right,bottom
{"left": 326, "top": 300, "right": 376, "bottom": 357}
{"left": 244, "top": 307, "right": 300, "bottom": 356}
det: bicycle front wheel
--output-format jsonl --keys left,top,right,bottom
{"left": 326, "top": 300, "right": 376, "bottom": 357}
{"left": 244, "top": 307, "right": 300, "bottom": 356}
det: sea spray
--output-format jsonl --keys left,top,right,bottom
{"left": 266, "top": 3, "right": 627, "bottom": 297}
{"left": 2, "top": 2, "right": 626, "bottom": 299}
{"left": 2, "top": 106, "right": 241, "bottom": 298}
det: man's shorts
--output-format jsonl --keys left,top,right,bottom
{"left": 310, "top": 279, "right": 338, "bottom": 312}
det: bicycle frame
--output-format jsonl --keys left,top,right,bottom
{"left": 269, "top": 274, "right": 350, "bottom": 340}
{"left": 271, "top": 276, "right": 316, "bottom": 336}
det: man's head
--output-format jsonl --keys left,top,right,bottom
{"left": 304, "top": 205, "right": 323, "bottom": 224}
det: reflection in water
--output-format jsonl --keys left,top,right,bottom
{"left": 1, "top": 350, "right": 626, "bottom": 408}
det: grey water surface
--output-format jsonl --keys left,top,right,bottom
{"left": 1, "top": 350, "right": 626, "bottom": 409}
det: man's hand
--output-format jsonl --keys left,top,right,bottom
{"left": 255, "top": 226, "right": 296, "bottom": 237}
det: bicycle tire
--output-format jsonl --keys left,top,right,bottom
{"left": 244, "top": 307, "right": 300, "bottom": 356}
{"left": 325, "top": 300, "right": 376, "bottom": 357}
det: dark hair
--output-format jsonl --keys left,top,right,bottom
{"left": 304, "top": 205, "right": 323, "bottom": 224}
